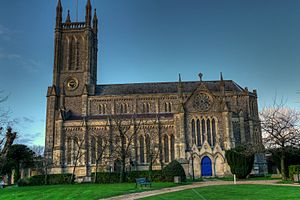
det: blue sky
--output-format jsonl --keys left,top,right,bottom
{"left": 0, "top": 0, "right": 300, "bottom": 146}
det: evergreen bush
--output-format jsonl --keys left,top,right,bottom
{"left": 163, "top": 160, "right": 186, "bottom": 182}
{"left": 225, "top": 146, "right": 254, "bottom": 179}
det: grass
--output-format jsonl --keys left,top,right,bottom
{"left": 206, "top": 174, "right": 281, "bottom": 182}
{"left": 141, "top": 184, "right": 300, "bottom": 200}
{"left": 0, "top": 182, "right": 177, "bottom": 200}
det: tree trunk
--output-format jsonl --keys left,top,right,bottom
{"left": 281, "top": 149, "right": 286, "bottom": 180}
{"left": 120, "top": 159, "right": 126, "bottom": 183}
{"left": 94, "top": 160, "right": 99, "bottom": 183}
{"left": 148, "top": 158, "right": 153, "bottom": 181}
{"left": 44, "top": 165, "right": 48, "bottom": 185}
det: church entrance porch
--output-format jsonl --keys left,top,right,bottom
{"left": 201, "top": 156, "right": 212, "bottom": 176}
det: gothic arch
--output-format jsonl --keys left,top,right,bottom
{"left": 214, "top": 154, "right": 225, "bottom": 177}
{"left": 170, "top": 134, "right": 175, "bottom": 161}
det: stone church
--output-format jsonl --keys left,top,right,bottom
{"left": 45, "top": 0, "right": 263, "bottom": 179}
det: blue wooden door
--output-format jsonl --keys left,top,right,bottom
{"left": 201, "top": 156, "right": 212, "bottom": 176}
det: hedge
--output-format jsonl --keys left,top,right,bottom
{"left": 91, "top": 170, "right": 163, "bottom": 183}
{"left": 288, "top": 165, "right": 300, "bottom": 180}
{"left": 162, "top": 160, "right": 186, "bottom": 182}
{"left": 18, "top": 173, "right": 75, "bottom": 186}
{"left": 225, "top": 146, "right": 254, "bottom": 179}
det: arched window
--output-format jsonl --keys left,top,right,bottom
{"left": 147, "top": 103, "right": 150, "bottom": 113}
{"left": 170, "top": 135, "right": 175, "bottom": 161}
{"left": 69, "top": 38, "right": 79, "bottom": 70}
{"left": 197, "top": 119, "right": 201, "bottom": 146}
{"left": 207, "top": 119, "right": 212, "bottom": 146}
{"left": 164, "top": 135, "right": 169, "bottom": 163}
{"left": 67, "top": 137, "right": 72, "bottom": 165}
{"left": 102, "top": 104, "right": 106, "bottom": 114}
{"left": 145, "top": 134, "right": 150, "bottom": 163}
{"left": 168, "top": 103, "right": 172, "bottom": 112}
{"left": 191, "top": 119, "right": 195, "bottom": 144}
{"left": 124, "top": 104, "right": 127, "bottom": 113}
{"left": 69, "top": 39, "right": 74, "bottom": 70}
{"left": 139, "top": 136, "right": 145, "bottom": 163}
{"left": 202, "top": 119, "right": 206, "bottom": 142}
{"left": 91, "top": 136, "right": 96, "bottom": 164}
{"left": 212, "top": 119, "right": 216, "bottom": 146}
{"left": 97, "top": 136, "right": 103, "bottom": 164}
{"left": 99, "top": 105, "right": 102, "bottom": 114}
{"left": 165, "top": 102, "right": 168, "bottom": 113}
{"left": 120, "top": 104, "right": 124, "bottom": 114}
{"left": 73, "top": 137, "right": 78, "bottom": 165}
{"left": 142, "top": 103, "right": 146, "bottom": 113}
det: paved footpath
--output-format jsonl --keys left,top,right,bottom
{"left": 100, "top": 180, "right": 300, "bottom": 200}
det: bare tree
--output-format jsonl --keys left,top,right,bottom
{"left": 90, "top": 130, "right": 110, "bottom": 183}
{"left": 0, "top": 127, "right": 17, "bottom": 159}
{"left": 140, "top": 120, "right": 160, "bottom": 177}
{"left": 67, "top": 133, "right": 86, "bottom": 183}
{"left": 260, "top": 103, "right": 300, "bottom": 180}
{"left": 31, "top": 145, "right": 45, "bottom": 157}
{"left": 109, "top": 114, "right": 142, "bottom": 183}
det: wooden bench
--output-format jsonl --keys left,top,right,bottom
{"left": 135, "top": 178, "right": 151, "bottom": 188}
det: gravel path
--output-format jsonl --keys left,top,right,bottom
{"left": 100, "top": 179, "right": 300, "bottom": 200}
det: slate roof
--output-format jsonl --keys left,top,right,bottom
{"left": 95, "top": 80, "right": 245, "bottom": 96}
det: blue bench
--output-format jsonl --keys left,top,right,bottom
{"left": 135, "top": 178, "right": 151, "bottom": 188}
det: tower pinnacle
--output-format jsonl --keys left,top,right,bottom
{"left": 56, "top": 0, "right": 63, "bottom": 28}
{"left": 93, "top": 9, "right": 98, "bottom": 33}
{"left": 86, "top": 0, "right": 92, "bottom": 26}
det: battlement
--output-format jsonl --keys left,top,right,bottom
{"left": 62, "top": 22, "right": 86, "bottom": 29}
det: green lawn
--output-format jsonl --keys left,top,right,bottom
{"left": 141, "top": 184, "right": 300, "bottom": 200}
{"left": 0, "top": 182, "right": 176, "bottom": 200}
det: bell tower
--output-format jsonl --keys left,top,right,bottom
{"left": 52, "top": 0, "right": 98, "bottom": 96}
{"left": 45, "top": 0, "right": 98, "bottom": 168}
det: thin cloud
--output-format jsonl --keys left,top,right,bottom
{"left": 23, "top": 117, "right": 34, "bottom": 123}
{"left": 17, "top": 132, "right": 43, "bottom": 146}
{"left": 0, "top": 52, "right": 41, "bottom": 73}
{"left": 0, "top": 24, "right": 11, "bottom": 41}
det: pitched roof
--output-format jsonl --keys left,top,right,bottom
{"left": 95, "top": 80, "right": 246, "bottom": 96}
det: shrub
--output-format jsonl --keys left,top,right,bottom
{"left": 163, "top": 160, "right": 186, "bottom": 182}
{"left": 17, "top": 173, "right": 74, "bottom": 186}
{"left": 271, "top": 147, "right": 300, "bottom": 177}
{"left": 92, "top": 170, "right": 163, "bottom": 183}
{"left": 288, "top": 165, "right": 300, "bottom": 180}
{"left": 225, "top": 146, "right": 254, "bottom": 179}
{"left": 91, "top": 172, "right": 120, "bottom": 183}
{"left": 127, "top": 170, "right": 162, "bottom": 182}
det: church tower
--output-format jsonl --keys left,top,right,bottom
{"left": 45, "top": 0, "right": 98, "bottom": 170}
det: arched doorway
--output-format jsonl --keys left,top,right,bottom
{"left": 201, "top": 156, "right": 212, "bottom": 176}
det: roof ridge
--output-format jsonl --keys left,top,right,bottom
{"left": 96, "top": 80, "right": 233, "bottom": 87}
